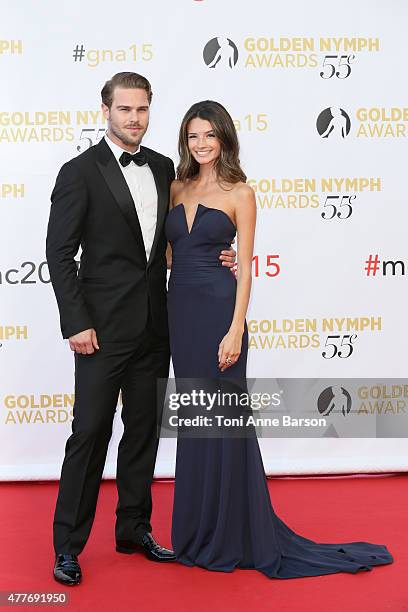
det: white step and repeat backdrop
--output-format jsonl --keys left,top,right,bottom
{"left": 1, "top": 0, "right": 407, "bottom": 479}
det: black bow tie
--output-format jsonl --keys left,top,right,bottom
{"left": 119, "top": 150, "right": 147, "bottom": 167}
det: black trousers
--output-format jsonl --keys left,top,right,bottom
{"left": 53, "top": 314, "right": 170, "bottom": 555}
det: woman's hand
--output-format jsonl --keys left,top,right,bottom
{"left": 166, "top": 241, "right": 172, "bottom": 269}
{"left": 218, "top": 327, "right": 243, "bottom": 371}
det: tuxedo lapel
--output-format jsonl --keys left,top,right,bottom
{"left": 143, "top": 147, "right": 169, "bottom": 268}
{"left": 94, "top": 138, "right": 147, "bottom": 264}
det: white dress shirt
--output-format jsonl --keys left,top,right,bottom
{"left": 104, "top": 134, "right": 158, "bottom": 261}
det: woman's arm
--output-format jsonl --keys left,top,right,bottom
{"left": 218, "top": 184, "right": 256, "bottom": 371}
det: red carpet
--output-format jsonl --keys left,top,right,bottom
{"left": 1, "top": 475, "right": 406, "bottom": 611}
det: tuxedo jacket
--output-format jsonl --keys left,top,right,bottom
{"left": 46, "top": 138, "right": 175, "bottom": 341}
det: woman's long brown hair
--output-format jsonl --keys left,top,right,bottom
{"left": 177, "top": 100, "right": 247, "bottom": 185}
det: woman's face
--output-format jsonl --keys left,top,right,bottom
{"left": 187, "top": 117, "right": 221, "bottom": 167}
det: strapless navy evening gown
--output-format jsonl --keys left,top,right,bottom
{"left": 165, "top": 203, "right": 393, "bottom": 579}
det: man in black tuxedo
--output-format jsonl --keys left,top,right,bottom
{"left": 46, "top": 72, "right": 235, "bottom": 586}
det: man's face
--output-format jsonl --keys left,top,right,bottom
{"left": 102, "top": 87, "right": 150, "bottom": 150}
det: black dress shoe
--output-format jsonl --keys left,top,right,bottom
{"left": 53, "top": 554, "right": 82, "bottom": 586}
{"left": 116, "top": 533, "right": 176, "bottom": 562}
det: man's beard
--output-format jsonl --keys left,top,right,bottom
{"left": 109, "top": 121, "right": 147, "bottom": 147}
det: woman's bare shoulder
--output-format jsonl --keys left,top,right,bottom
{"left": 232, "top": 181, "right": 254, "bottom": 196}
{"left": 170, "top": 179, "right": 186, "bottom": 207}
{"left": 230, "top": 182, "right": 256, "bottom": 207}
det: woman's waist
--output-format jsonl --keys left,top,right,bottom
{"left": 168, "top": 262, "right": 236, "bottom": 286}
{"left": 170, "top": 254, "right": 226, "bottom": 272}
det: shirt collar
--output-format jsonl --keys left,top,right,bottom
{"left": 104, "top": 133, "right": 141, "bottom": 162}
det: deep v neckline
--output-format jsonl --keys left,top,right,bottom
{"left": 181, "top": 203, "right": 202, "bottom": 235}
{"left": 173, "top": 203, "right": 237, "bottom": 236}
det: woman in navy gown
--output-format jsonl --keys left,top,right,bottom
{"left": 164, "top": 100, "right": 393, "bottom": 579}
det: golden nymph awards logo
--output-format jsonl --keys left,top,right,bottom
{"left": 3, "top": 394, "right": 74, "bottom": 425}
{"left": 243, "top": 37, "right": 379, "bottom": 69}
{"left": 0, "top": 110, "right": 107, "bottom": 144}
{"left": 316, "top": 107, "right": 408, "bottom": 139}
{"left": 247, "top": 177, "right": 382, "bottom": 220}
{"left": 357, "top": 385, "right": 407, "bottom": 416}
{"left": 248, "top": 316, "right": 382, "bottom": 359}
{"left": 356, "top": 107, "right": 408, "bottom": 138}
{"left": 204, "top": 36, "right": 379, "bottom": 74}
{"left": 203, "top": 35, "right": 380, "bottom": 72}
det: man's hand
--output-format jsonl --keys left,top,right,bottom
{"left": 219, "top": 239, "right": 236, "bottom": 269}
{"left": 69, "top": 328, "right": 99, "bottom": 354}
